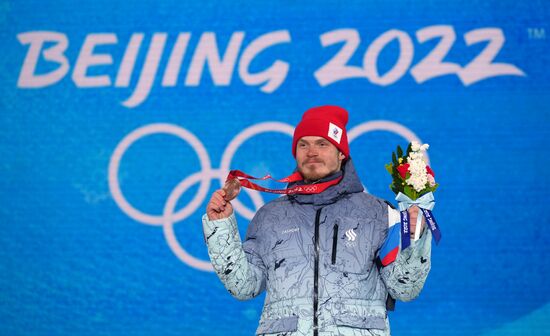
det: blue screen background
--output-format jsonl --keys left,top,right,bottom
{"left": 1, "top": 1, "right": 549, "bottom": 335}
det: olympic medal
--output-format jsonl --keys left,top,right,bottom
{"left": 223, "top": 178, "right": 241, "bottom": 201}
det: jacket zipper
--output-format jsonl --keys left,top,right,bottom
{"left": 331, "top": 223, "right": 338, "bottom": 265}
{"left": 313, "top": 208, "right": 322, "bottom": 336}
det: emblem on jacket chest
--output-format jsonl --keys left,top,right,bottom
{"left": 344, "top": 228, "right": 358, "bottom": 248}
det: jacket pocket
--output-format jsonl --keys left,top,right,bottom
{"left": 328, "top": 217, "right": 373, "bottom": 274}
{"left": 335, "top": 314, "right": 386, "bottom": 330}
{"left": 256, "top": 316, "right": 299, "bottom": 335}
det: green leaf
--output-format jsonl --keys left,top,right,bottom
{"left": 397, "top": 145, "right": 403, "bottom": 158}
{"left": 406, "top": 142, "right": 412, "bottom": 156}
{"left": 404, "top": 185, "right": 419, "bottom": 200}
{"left": 394, "top": 171, "right": 403, "bottom": 182}
{"left": 385, "top": 163, "right": 393, "bottom": 174}
{"left": 392, "top": 152, "right": 398, "bottom": 166}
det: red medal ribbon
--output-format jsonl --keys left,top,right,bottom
{"left": 226, "top": 170, "right": 342, "bottom": 195}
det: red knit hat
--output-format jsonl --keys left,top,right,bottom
{"left": 292, "top": 105, "right": 350, "bottom": 158}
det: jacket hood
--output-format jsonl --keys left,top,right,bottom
{"left": 288, "top": 158, "right": 364, "bottom": 206}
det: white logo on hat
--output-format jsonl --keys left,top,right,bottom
{"left": 328, "top": 122, "right": 342, "bottom": 144}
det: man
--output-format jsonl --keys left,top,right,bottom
{"left": 203, "top": 106, "right": 432, "bottom": 335}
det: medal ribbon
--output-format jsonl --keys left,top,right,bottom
{"left": 420, "top": 208, "right": 442, "bottom": 243}
{"left": 226, "top": 170, "right": 342, "bottom": 195}
{"left": 400, "top": 210, "right": 411, "bottom": 249}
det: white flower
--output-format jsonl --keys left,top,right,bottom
{"left": 420, "top": 144, "right": 430, "bottom": 151}
{"left": 405, "top": 144, "right": 430, "bottom": 192}
{"left": 407, "top": 173, "right": 428, "bottom": 192}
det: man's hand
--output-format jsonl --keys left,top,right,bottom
{"left": 206, "top": 189, "right": 234, "bottom": 220}
{"left": 408, "top": 205, "right": 425, "bottom": 238}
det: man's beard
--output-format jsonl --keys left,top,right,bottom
{"left": 300, "top": 170, "right": 325, "bottom": 182}
{"left": 298, "top": 160, "right": 328, "bottom": 182}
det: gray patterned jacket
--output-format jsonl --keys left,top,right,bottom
{"left": 203, "top": 159, "right": 432, "bottom": 335}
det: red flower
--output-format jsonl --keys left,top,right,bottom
{"left": 426, "top": 165, "right": 435, "bottom": 177}
{"left": 396, "top": 163, "right": 409, "bottom": 179}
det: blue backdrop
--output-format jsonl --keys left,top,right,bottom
{"left": 1, "top": 1, "right": 549, "bottom": 335}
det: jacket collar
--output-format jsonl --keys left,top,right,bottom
{"left": 288, "top": 158, "right": 364, "bottom": 206}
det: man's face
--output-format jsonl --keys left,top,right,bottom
{"left": 296, "top": 136, "right": 346, "bottom": 181}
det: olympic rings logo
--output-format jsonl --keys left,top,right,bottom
{"left": 302, "top": 186, "right": 318, "bottom": 193}
{"left": 108, "top": 120, "right": 428, "bottom": 272}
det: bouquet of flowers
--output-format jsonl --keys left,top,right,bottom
{"left": 385, "top": 142, "right": 438, "bottom": 199}
{"left": 385, "top": 141, "right": 441, "bottom": 249}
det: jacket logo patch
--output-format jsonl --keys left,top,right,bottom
{"left": 345, "top": 229, "right": 357, "bottom": 241}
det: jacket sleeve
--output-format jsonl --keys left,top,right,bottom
{"left": 202, "top": 212, "right": 267, "bottom": 300}
{"left": 378, "top": 204, "right": 432, "bottom": 302}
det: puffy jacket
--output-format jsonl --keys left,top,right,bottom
{"left": 203, "top": 159, "right": 432, "bottom": 335}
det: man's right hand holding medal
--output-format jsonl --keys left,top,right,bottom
{"left": 206, "top": 179, "right": 241, "bottom": 220}
{"left": 206, "top": 189, "right": 234, "bottom": 220}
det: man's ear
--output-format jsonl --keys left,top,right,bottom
{"left": 338, "top": 151, "right": 346, "bottom": 163}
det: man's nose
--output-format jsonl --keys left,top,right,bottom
{"left": 307, "top": 147, "right": 318, "bottom": 156}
